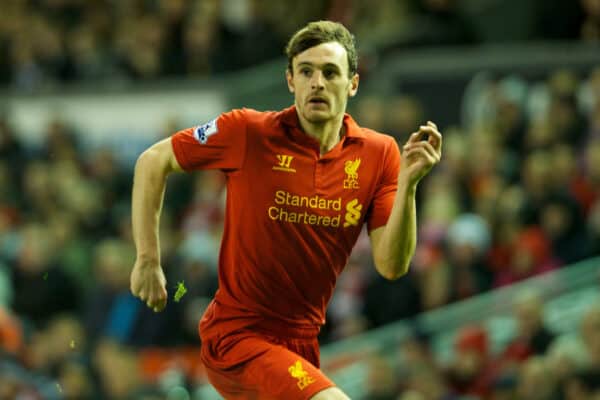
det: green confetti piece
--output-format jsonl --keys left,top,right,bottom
{"left": 43, "top": 272, "right": 48, "bottom": 280}
{"left": 70, "top": 340, "right": 75, "bottom": 349}
{"left": 174, "top": 281, "right": 187, "bottom": 302}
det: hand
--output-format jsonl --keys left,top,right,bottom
{"left": 400, "top": 121, "right": 442, "bottom": 186}
{"left": 130, "top": 259, "right": 168, "bottom": 312}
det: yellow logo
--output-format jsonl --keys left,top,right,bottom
{"left": 344, "top": 198, "right": 362, "bottom": 227}
{"left": 273, "top": 155, "right": 296, "bottom": 173}
{"left": 288, "top": 360, "right": 316, "bottom": 390}
{"left": 343, "top": 158, "right": 361, "bottom": 189}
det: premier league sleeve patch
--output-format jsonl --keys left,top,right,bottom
{"left": 193, "top": 118, "right": 218, "bottom": 144}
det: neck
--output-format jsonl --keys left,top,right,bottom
{"left": 297, "top": 111, "right": 345, "bottom": 155}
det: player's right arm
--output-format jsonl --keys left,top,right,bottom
{"left": 130, "top": 138, "right": 183, "bottom": 312}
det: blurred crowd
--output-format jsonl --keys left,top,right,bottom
{"left": 333, "top": 66, "right": 600, "bottom": 399}
{"left": 0, "top": 1, "right": 600, "bottom": 396}
{"left": 359, "top": 293, "right": 600, "bottom": 400}
{"left": 1, "top": 60, "right": 599, "bottom": 398}
{"left": 1, "top": 0, "right": 599, "bottom": 91}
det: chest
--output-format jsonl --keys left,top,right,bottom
{"left": 249, "top": 135, "right": 376, "bottom": 199}
{"left": 232, "top": 133, "right": 379, "bottom": 230}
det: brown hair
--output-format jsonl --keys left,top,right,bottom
{"left": 285, "top": 20, "right": 357, "bottom": 77}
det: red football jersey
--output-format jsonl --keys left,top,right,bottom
{"left": 171, "top": 106, "right": 401, "bottom": 337}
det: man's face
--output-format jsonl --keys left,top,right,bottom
{"left": 286, "top": 42, "right": 358, "bottom": 125}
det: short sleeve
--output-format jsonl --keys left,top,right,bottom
{"left": 171, "top": 109, "right": 247, "bottom": 172}
{"left": 366, "top": 137, "right": 401, "bottom": 232}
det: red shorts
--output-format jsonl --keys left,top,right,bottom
{"left": 199, "top": 302, "right": 335, "bottom": 399}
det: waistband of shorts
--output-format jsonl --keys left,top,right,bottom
{"left": 250, "top": 317, "right": 321, "bottom": 339}
{"left": 204, "top": 298, "right": 322, "bottom": 340}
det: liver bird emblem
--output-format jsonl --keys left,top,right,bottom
{"left": 344, "top": 158, "right": 361, "bottom": 179}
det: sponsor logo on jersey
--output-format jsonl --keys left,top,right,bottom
{"left": 267, "top": 190, "right": 362, "bottom": 228}
{"left": 288, "top": 360, "right": 315, "bottom": 390}
{"left": 193, "top": 119, "right": 217, "bottom": 144}
{"left": 273, "top": 155, "right": 296, "bottom": 173}
{"left": 343, "top": 158, "right": 360, "bottom": 189}
{"left": 343, "top": 198, "right": 363, "bottom": 227}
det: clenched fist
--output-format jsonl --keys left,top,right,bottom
{"left": 130, "top": 260, "right": 168, "bottom": 312}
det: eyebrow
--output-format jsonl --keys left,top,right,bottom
{"left": 296, "top": 62, "right": 342, "bottom": 71}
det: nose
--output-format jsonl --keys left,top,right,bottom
{"left": 310, "top": 71, "right": 325, "bottom": 90}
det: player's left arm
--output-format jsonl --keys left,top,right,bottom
{"left": 369, "top": 121, "right": 442, "bottom": 280}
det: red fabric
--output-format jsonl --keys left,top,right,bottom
{"left": 493, "top": 227, "right": 560, "bottom": 287}
{"left": 0, "top": 307, "right": 23, "bottom": 355}
{"left": 171, "top": 106, "right": 401, "bottom": 334}
{"left": 570, "top": 175, "right": 598, "bottom": 215}
{"left": 455, "top": 326, "right": 488, "bottom": 357}
{"left": 200, "top": 302, "right": 334, "bottom": 399}
{"left": 449, "top": 326, "right": 498, "bottom": 397}
{"left": 513, "top": 228, "right": 551, "bottom": 266}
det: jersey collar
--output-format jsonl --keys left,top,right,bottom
{"left": 279, "top": 106, "right": 367, "bottom": 144}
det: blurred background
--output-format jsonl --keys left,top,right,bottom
{"left": 1, "top": 0, "right": 600, "bottom": 399}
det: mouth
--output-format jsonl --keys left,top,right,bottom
{"left": 308, "top": 97, "right": 328, "bottom": 106}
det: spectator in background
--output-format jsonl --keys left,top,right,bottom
{"left": 362, "top": 354, "right": 398, "bottom": 400}
{"left": 546, "top": 335, "right": 589, "bottom": 391}
{"left": 342, "top": 0, "right": 410, "bottom": 53}
{"left": 493, "top": 227, "right": 561, "bottom": 287}
{"left": 0, "top": 116, "right": 28, "bottom": 191}
{"left": 404, "top": 0, "right": 479, "bottom": 47}
{"left": 520, "top": 150, "right": 558, "bottom": 223}
{"left": 93, "top": 338, "right": 142, "bottom": 399}
{"left": 587, "top": 200, "right": 600, "bottom": 255}
{"left": 385, "top": 96, "right": 425, "bottom": 144}
{"left": 396, "top": 329, "right": 455, "bottom": 399}
{"left": 490, "top": 76, "right": 529, "bottom": 157}
{"left": 580, "top": 68, "right": 600, "bottom": 144}
{"left": 500, "top": 289, "right": 555, "bottom": 365}
{"left": 581, "top": 0, "right": 600, "bottom": 42}
{"left": 40, "top": 118, "right": 81, "bottom": 164}
{"left": 181, "top": 0, "right": 225, "bottom": 76}
{"left": 576, "top": 140, "right": 600, "bottom": 216}
{"left": 1, "top": 3, "right": 600, "bottom": 397}
{"left": 363, "top": 257, "right": 422, "bottom": 329}
{"left": 86, "top": 147, "right": 133, "bottom": 234}
{"left": 445, "top": 325, "right": 497, "bottom": 398}
{"left": 0, "top": 0, "right": 596, "bottom": 91}
{"left": 538, "top": 193, "right": 592, "bottom": 264}
{"left": 353, "top": 96, "right": 387, "bottom": 133}
{"left": 0, "top": 306, "right": 22, "bottom": 357}
{"left": 544, "top": 303, "right": 600, "bottom": 400}
{"left": 580, "top": 305, "right": 600, "bottom": 370}
{"left": 85, "top": 238, "right": 182, "bottom": 347}
{"left": 10, "top": 223, "right": 80, "bottom": 328}
{"left": 64, "top": 25, "right": 113, "bottom": 82}
{"left": 127, "top": 14, "right": 167, "bottom": 80}
{"left": 515, "top": 356, "right": 559, "bottom": 400}
{"left": 56, "top": 358, "right": 96, "bottom": 400}
{"left": 158, "top": 0, "right": 187, "bottom": 77}
{"left": 412, "top": 174, "right": 462, "bottom": 310}
{"left": 562, "top": 369, "right": 600, "bottom": 400}
{"left": 547, "top": 93, "right": 588, "bottom": 151}
{"left": 443, "top": 213, "right": 493, "bottom": 300}
{"left": 327, "top": 257, "right": 370, "bottom": 341}
{"left": 0, "top": 206, "right": 20, "bottom": 266}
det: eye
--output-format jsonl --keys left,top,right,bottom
{"left": 299, "top": 68, "right": 311, "bottom": 77}
{"left": 323, "top": 69, "right": 337, "bottom": 79}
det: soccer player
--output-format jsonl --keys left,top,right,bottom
{"left": 130, "top": 20, "right": 442, "bottom": 399}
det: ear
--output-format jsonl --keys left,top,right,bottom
{"left": 286, "top": 69, "right": 294, "bottom": 93}
{"left": 348, "top": 73, "right": 359, "bottom": 97}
